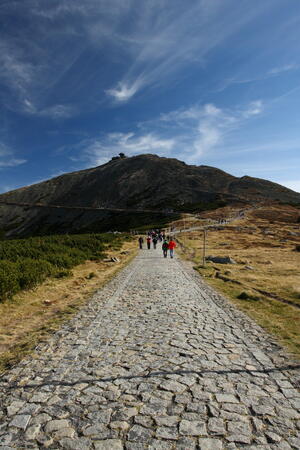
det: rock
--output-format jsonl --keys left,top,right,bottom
{"left": 154, "top": 416, "right": 179, "bottom": 427}
{"left": 159, "top": 380, "right": 186, "bottom": 393}
{"left": 156, "top": 426, "right": 178, "bottom": 440}
{"left": 6, "top": 401, "right": 25, "bottom": 416}
{"left": 58, "top": 437, "right": 91, "bottom": 450}
{"left": 82, "top": 424, "right": 110, "bottom": 438}
{"left": 110, "top": 421, "right": 130, "bottom": 431}
{"left": 94, "top": 439, "right": 124, "bottom": 450}
{"left": 31, "top": 413, "right": 52, "bottom": 425}
{"left": 148, "top": 440, "right": 173, "bottom": 449}
{"left": 215, "top": 394, "right": 239, "bottom": 403}
{"left": 206, "top": 256, "right": 237, "bottom": 264}
{"left": 24, "top": 424, "right": 41, "bottom": 440}
{"left": 251, "top": 405, "right": 275, "bottom": 416}
{"left": 198, "top": 438, "right": 223, "bottom": 449}
{"left": 9, "top": 414, "right": 31, "bottom": 430}
{"left": 265, "top": 431, "right": 282, "bottom": 443}
{"left": 179, "top": 419, "right": 207, "bottom": 436}
{"left": 45, "top": 419, "right": 70, "bottom": 433}
{"left": 112, "top": 407, "right": 138, "bottom": 421}
{"left": 207, "top": 418, "right": 226, "bottom": 435}
{"left": 53, "top": 427, "right": 76, "bottom": 439}
{"left": 36, "top": 433, "right": 54, "bottom": 447}
{"left": 127, "top": 425, "right": 153, "bottom": 442}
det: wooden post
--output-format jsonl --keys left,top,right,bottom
{"left": 202, "top": 228, "right": 207, "bottom": 267}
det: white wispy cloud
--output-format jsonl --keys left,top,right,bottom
{"left": 105, "top": 80, "right": 143, "bottom": 102}
{"left": 70, "top": 99, "right": 264, "bottom": 167}
{"left": 0, "top": 0, "right": 284, "bottom": 111}
{"left": 72, "top": 132, "right": 175, "bottom": 167}
{"left": 0, "top": 143, "right": 26, "bottom": 168}
{"left": 104, "top": 0, "right": 273, "bottom": 102}
{"left": 22, "top": 100, "right": 77, "bottom": 119}
{"left": 158, "top": 100, "right": 263, "bottom": 161}
{"left": 242, "top": 100, "right": 263, "bottom": 118}
{"left": 268, "top": 63, "right": 299, "bottom": 75}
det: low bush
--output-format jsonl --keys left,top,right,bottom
{"left": 0, "top": 261, "right": 20, "bottom": 300}
{"left": 0, "top": 232, "right": 125, "bottom": 301}
{"left": 237, "top": 291, "right": 261, "bottom": 301}
{"left": 16, "top": 259, "right": 54, "bottom": 290}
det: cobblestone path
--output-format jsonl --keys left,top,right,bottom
{"left": 1, "top": 250, "right": 300, "bottom": 449}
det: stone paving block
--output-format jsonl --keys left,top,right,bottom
{"left": 179, "top": 419, "right": 207, "bottom": 436}
{"left": 94, "top": 439, "right": 123, "bottom": 450}
{"left": 58, "top": 437, "right": 91, "bottom": 449}
{"left": 198, "top": 437, "right": 223, "bottom": 449}
{"left": 215, "top": 394, "right": 239, "bottom": 403}
{"left": 208, "top": 418, "right": 226, "bottom": 435}
{"left": 44, "top": 419, "right": 70, "bottom": 433}
{"left": 127, "top": 425, "right": 153, "bottom": 442}
{"left": 9, "top": 415, "right": 31, "bottom": 430}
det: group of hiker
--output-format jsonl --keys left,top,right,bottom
{"left": 138, "top": 230, "right": 177, "bottom": 258}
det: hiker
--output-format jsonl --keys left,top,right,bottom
{"left": 138, "top": 236, "right": 144, "bottom": 249}
{"left": 162, "top": 240, "right": 169, "bottom": 258}
{"left": 168, "top": 238, "right": 176, "bottom": 258}
{"left": 146, "top": 236, "right": 151, "bottom": 249}
{"left": 152, "top": 236, "right": 157, "bottom": 249}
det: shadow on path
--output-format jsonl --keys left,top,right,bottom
{"left": 3, "top": 365, "right": 300, "bottom": 390}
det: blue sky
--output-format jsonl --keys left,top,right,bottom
{"left": 1, "top": 0, "right": 300, "bottom": 193}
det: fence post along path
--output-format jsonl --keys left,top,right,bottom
{"left": 0, "top": 248, "right": 300, "bottom": 448}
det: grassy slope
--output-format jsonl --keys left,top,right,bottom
{"left": 174, "top": 204, "right": 300, "bottom": 359}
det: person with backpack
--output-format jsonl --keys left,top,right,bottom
{"left": 146, "top": 236, "right": 151, "bottom": 249}
{"left": 168, "top": 238, "right": 177, "bottom": 258}
{"left": 138, "top": 236, "right": 144, "bottom": 249}
{"left": 162, "top": 240, "right": 169, "bottom": 258}
{"left": 152, "top": 236, "right": 157, "bottom": 249}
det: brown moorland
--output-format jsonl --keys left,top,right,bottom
{"left": 174, "top": 203, "right": 300, "bottom": 358}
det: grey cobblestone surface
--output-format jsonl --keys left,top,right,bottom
{"left": 0, "top": 249, "right": 300, "bottom": 449}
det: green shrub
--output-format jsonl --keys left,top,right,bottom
{"left": 16, "top": 259, "right": 54, "bottom": 289}
{"left": 237, "top": 291, "right": 260, "bottom": 301}
{"left": 0, "top": 261, "right": 20, "bottom": 301}
{"left": 54, "top": 269, "right": 72, "bottom": 278}
{"left": 0, "top": 232, "right": 126, "bottom": 300}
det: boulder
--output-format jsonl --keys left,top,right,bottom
{"left": 206, "top": 256, "right": 237, "bottom": 264}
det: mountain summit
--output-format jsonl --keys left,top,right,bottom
{"left": 0, "top": 154, "right": 299, "bottom": 237}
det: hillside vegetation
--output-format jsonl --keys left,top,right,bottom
{"left": 0, "top": 233, "right": 124, "bottom": 302}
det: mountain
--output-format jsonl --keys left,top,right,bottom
{"left": 0, "top": 154, "right": 299, "bottom": 237}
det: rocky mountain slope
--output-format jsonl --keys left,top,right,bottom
{"left": 0, "top": 154, "right": 299, "bottom": 237}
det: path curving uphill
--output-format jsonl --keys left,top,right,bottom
{"left": 0, "top": 249, "right": 300, "bottom": 449}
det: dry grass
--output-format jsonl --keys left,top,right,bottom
{"left": 0, "top": 239, "right": 137, "bottom": 373}
{"left": 176, "top": 204, "right": 300, "bottom": 359}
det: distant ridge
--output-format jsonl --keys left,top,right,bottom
{"left": 0, "top": 154, "right": 299, "bottom": 237}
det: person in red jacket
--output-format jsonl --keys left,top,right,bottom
{"left": 168, "top": 238, "right": 176, "bottom": 258}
